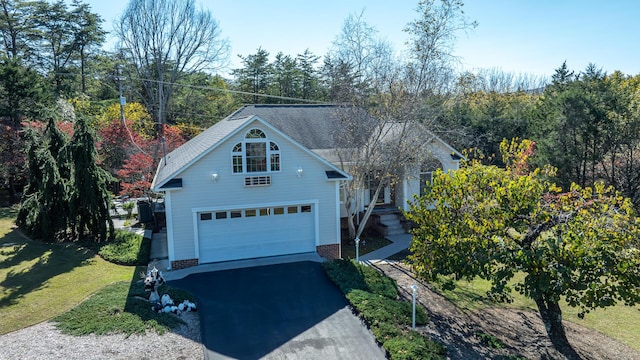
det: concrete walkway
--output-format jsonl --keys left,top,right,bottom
{"left": 358, "top": 233, "right": 412, "bottom": 263}
{"left": 148, "top": 230, "right": 170, "bottom": 273}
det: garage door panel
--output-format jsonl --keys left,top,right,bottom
{"left": 197, "top": 204, "right": 315, "bottom": 263}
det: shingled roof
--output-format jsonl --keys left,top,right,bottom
{"left": 229, "top": 104, "right": 364, "bottom": 151}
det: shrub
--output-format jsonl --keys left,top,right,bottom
{"left": 323, "top": 259, "right": 398, "bottom": 299}
{"left": 371, "top": 321, "right": 402, "bottom": 341}
{"left": 347, "top": 289, "right": 428, "bottom": 327}
{"left": 98, "top": 229, "right": 150, "bottom": 265}
{"left": 383, "top": 330, "right": 447, "bottom": 360}
{"left": 477, "top": 332, "right": 505, "bottom": 349}
{"left": 122, "top": 201, "right": 135, "bottom": 219}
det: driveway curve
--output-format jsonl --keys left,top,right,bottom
{"left": 170, "top": 261, "right": 386, "bottom": 360}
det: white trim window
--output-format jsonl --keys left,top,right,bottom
{"left": 420, "top": 159, "right": 442, "bottom": 194}
{"left": 231, "top": 128, "right": 281, "bottom": 174}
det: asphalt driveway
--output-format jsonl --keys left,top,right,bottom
{"left": 170, "top": 261, "right": 386, "bottom": 360}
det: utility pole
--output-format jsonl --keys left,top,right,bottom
{"left": 115, "top": 67, "right": 126, "bottom": 123}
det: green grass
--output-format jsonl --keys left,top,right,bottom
{"left": 53, "top": 268, "right": 192, "bottom": 336}
{"left": 0, "top": 208, "right": 133, "bottom": 334}
{"left": 323, "top": 259, "right": 445, "bottom": 360}
{"left": 323, "top": 258, "right": 399, "bottom": 299}
{"left": 98, "top": 229, "right": 151, "bottom": 266}
{"left": 341, "top": 236, "right": 392, "bottom": 259}
{"left": 433, "top": 274, "right": 640, "bottom": 351}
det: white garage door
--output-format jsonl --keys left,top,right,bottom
{"left": 197, "top": 204, "right": 315, "bottom": 263}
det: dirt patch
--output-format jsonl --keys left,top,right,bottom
{"left": 372, "top": 261, "right": 640, "bottom": 360}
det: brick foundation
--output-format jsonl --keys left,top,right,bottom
{"left": 316, "top": 244, "right": 340, "bottom": 260}
{"left": 171, "top": 258, "right": 199, "bottom": 270}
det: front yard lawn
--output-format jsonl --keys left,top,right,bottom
{"left": 0, "top": 208, "right": 135, "bottom": 334}
{"left": 0, "top": 207, "right": 188, "bottom": 336}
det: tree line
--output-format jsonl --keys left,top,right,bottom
{"left": 1, "top": 0, "right": 639, "bottom": 212}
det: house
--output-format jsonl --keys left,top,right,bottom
{"left": 151, "top": 104, "right": 462, "bottom": 270}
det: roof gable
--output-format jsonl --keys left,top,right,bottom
{"left": 152, "top": 113, "right": 351, "bottom": 190}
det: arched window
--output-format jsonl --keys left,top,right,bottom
{"left": 232, "top": 143, "right": 243, "bottom": 173}
{"left": 231, "top": 129, "right": 281, "bottom": 173}
{"left": 270, "top": 142, "right": 280, "bottom": 171}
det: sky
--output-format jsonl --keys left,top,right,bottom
{"left": 85, "top": 0, "right": 640, "bottom": 79}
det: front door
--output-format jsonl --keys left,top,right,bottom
{"left": 367, "top": 176, "right": 393, "bottom": 206}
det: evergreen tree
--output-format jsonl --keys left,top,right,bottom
{"left": 17, "top": 123, "right": 69, "bottom": 241}
{"left": 70, "top": 114, "right": 114, "bottom": 242}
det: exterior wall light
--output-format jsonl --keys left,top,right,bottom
{"left": 211, "top": 170, "right": 218, "bottom": 182}
{"left": 297, "top": 166, "right": 303, "bottom": 178}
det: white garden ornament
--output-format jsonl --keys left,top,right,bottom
{"left": 143, "top": 266, "right": 165, "bottom": 302}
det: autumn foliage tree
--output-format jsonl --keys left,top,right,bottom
{"left": 117, "top": 152, "right": 153, "bottom": 199}
{"left": 100, "top": 120, "right": 185, "bottom": 199}
{"left": 405, "top": 139, "right": 640, "bottom": 358}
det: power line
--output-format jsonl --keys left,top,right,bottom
{"left": 138, "top": 78, "right": 330, "bottom": 104}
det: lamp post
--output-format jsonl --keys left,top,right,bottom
{"left": 355, "top": 237, "right": 360, "bottom": 262}
{"left": 411, "top": 284, "right": 418, "bottom": 329}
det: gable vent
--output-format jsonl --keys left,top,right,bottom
{"left": 245, "top": 176, "right": 271, "bottom": 187}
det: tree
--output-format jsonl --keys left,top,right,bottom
{"left": 115, "top": 0, "right": 229, "bottom": 127}
{"left": 232, "top": 48, "right": 272, "bottom": 103}
{"left": 535, "top": 63, "right": 620, "bottom": 190}
{"left": 117, "top": 152, "right": 153, "bottom": 199}
{"left": 404, "top": 0, "right": 477, "bottom": 95}
{"left": 70, "top": 114, "right": 114, "bottom": 242}
{"left": 69, "top": 0, "right": 106, "bottom": 94}
{"left": 0, "top": 0, "right": 39, "bottom": 61}
{"left": 0, "top": 57, "right": 48, "bottom": 124}
{"left": 334, "top": 94, "right": 438, "bottom": 242}
{"left": 0, "top": 119, "right": 25, "bottom": 203}
{"left": 34, "top": 0, "right": 77, "bottom": 95}
{"left": 405, "top": 139, "right": 640, "bottom": 358}
{"left": 16, "top": 117, "right": 71, "bottom": 241}
{"left": 328, "top": 10, "right": 396, "bottom": 98}
{"left": 296, "top": 49, "right": 321, "bottom": 100}
{"left": 167, "top": 72, "right": 239, "bottom": 128}
{"left": 269, "top": 52, "right": 300, "bottom": 101}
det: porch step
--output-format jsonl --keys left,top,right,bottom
{"left": 379, "top": 214, "right": 400, "bottom": 222}
{"left": 378, "top": 214, "right": 406, "bottom": 235}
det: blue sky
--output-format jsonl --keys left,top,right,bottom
{"left": 86, "top": 0, "right": 640, "bottom": 78}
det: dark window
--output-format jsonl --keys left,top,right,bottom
{"left": 230, "top": 211, "right": 242, "bottom": 218}
{"left": 200, "top": 213, "right": 212, "bottom": 221}
{"left": 245, "top": 209, "right": 256, "bottom": 217}
{"left": 215, "top": 211, "right": 227, "bottom": 219}
{"left": 246, "top": 142, "right": 267, "bottom": 172}
{"left": 274, "top": 207, "right": 285, "bottom": 215}
{"left": 301, "top": 205, "right": 312, "bottom": 213}
{"left": 287, "top": 206, "right": 298, "bottom": 214}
